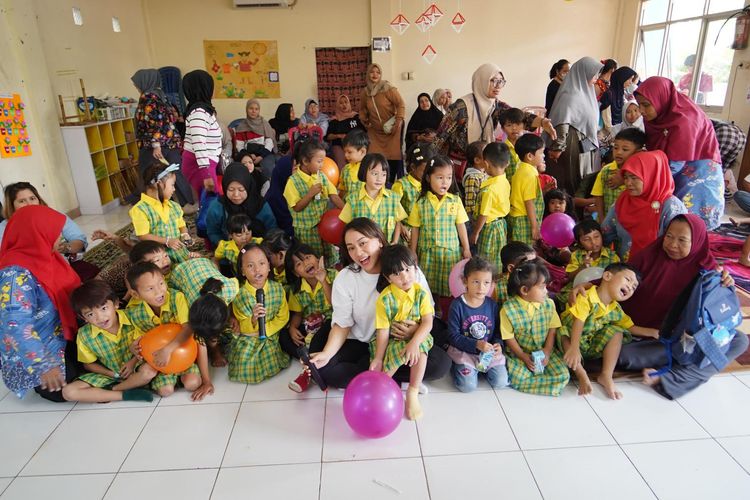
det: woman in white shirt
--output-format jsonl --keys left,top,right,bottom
{"left": 310, "top": 218, "right": 451, "bottom": 388}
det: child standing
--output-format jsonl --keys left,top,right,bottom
{"left": 62, "top": 280, "right": 156, "bottom": 403}
{"left": 372, "top": 245, "right": 434, "bottom": 420}
{"left": 447, "top": 257, "right": 508, "bottom": 393}
{"left": 408, "top": 155, "right": 472, "bottom": 317}
{"left": 461, "top": 140, "right": 489, "bottom": 221}
{"left": 393, "top": 143, "right": 432, "bottom": 244}
{"left": 213, "top": 213, "right": 262, "bottom": 275}
{"left": 498, "top": 108, "right": 525, "bottom": 183}
{"left": 509, "top": 134, "right": 547, "bottom": 245}
{"left": 591, "top": 128, "right": 646, "bottom": 220}
{"left": 282, "top": 244, "right": 337, "bottom": 393}
{"left": 283, "top": 141, "right": 344, "bottom": 259}
{"left": 471, "top": 142, "right": 511, "bottom": 273}
{"left": 495, "top": 242, "right": 537, "bottom": 306}
{"left": 263, "top": 229, "right": 294, "bottom": 288}
{"left": 230, "top": 243, "right": 291, "bottom": 383}
{"left": 339, "top": 153, "right": 407, "bottom": 244}
{"left": 130, "top": 163, "right": 191, "bottom": 263}
{"left": 337, "top": 129, "right": 369, "bottom": 199}
{"left": 501, "top": 259, "right": 570, "bottom": 396}
{"left": 558, "top": 263, "right": 657, "bottom": 399}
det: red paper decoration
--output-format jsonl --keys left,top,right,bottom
{"left": 421, "top": 44, "right": 438, "bottom": 64}
{"left": 390, "top": 13, "right": 410, "bottom": 35}
{"left": 451, "top": 12, "right": 466, "bottom": 33}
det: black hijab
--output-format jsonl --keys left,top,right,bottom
{"left": 183, "top": 70, "right": 215, "bottom": 117}
{"left": 269, "top": 103, "right": 299, "bottom": 136}
{"left": 407, "top": 93, "right": 444, "bottom": 134}
{"left": 221, "top": 162, "right": 266, "bottom": 235}
{"left": 601, "top": 66, "right": 637, "bottom": 125}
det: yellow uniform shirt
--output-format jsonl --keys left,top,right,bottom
{"left": 233, "top": 281, "right": 290, "bottom": 335}
{"left": 505, "top": 139, "right": 520, "bottom": 166}
{"left": 478, "top": 174, "right": 511, "bottom": 222}
{"left": 509, "top": 162, "right": 541, "bottom": 217}
{"left": 130, "top": 193, "right": 186, "bottom": 236}
{"left": 77, "top": 310, "right": 143, "bottom": 364}
{"left": 283, "top": 168, "right": 337, "bottom": 209}
{"left": 565, "top": 247, "right": 620, "bottom": 273}
{"left": 375, "top": 283, "right": 434, "bottom": 329}
{"left": 339, "top": 186, "right": 408, "bottom": 223}
{"left": 566, "top": 286, "right": 634, "bottom": 329}
{"left": 406, "top": 192, "right": 469, "bottom": 227}
{"left": 287, "top": 272, "right": 335, "bottom": 313}
{"left": 338, "top": 161, "right": 362, "bottom": 194}
{"left": 214, "top": 238, "right": 262, "bottom": 261}
{"left": 500, "top": 297, "right": 561, "bottom": 340}
{"left": 127, "top": 289, "right": 189, "bottom": 326}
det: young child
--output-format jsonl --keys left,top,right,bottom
{"left": 339, "top": 153, "right": 407, "bottom": 244}
{"left": 125, "top": 262, "right": 207, "bottom": 397}
{"left": 536, "top": 189, "right": 576, "bottom": 267}
{"left": 130, "top": 162, "right": 191, "bottom": 263}
{"left": 501, "top": 259, "right": 570, "bottom": 396}
{"left": 337, "top": 129, "right": 369, "bottom": 199}
{"left": 471, "top": 142, "right": 511, "bottom": 273}
{"left": 393, "top": 142, "right": 433, "bottom": 244}
{"left": 213, "top": 213, "right": 262, "bottom": 274}
{"left": 62, "top": 280, "right": 156, "bottom": 403}
{"left": 283, "top": 244, "right": 338, "bottom": 393}
{"left": 372, "top": 245, "right": 434, "bottom": 420}
{"left": 446, "top": 257, "right": 508, "bottom": 393}
{"left": 498, "top": 107, "right": 525, "bottom": 183}
{"left": 407, "top": 155, "right": 472, "bottom": 317}
{"left": 263, "top": 229, "right": 294, "bottom": 288}
{"left": 461, "top": 140, "right": 489, "bottom": 221}
{"left": 509, "top": 134, "right": 546, "bottom": 246}
{"left": 591, "top": 127, "right": 646, "bottom": 220}
{"left": 283, "top": 140, "right": 344, "bottom": 260}
{"left": 495, "top": 241, "right": 537, "bottom": 305}
{"left": 230, "top": 243, "right": 291, "bottom": 383}
{"left": 558, "top": 263, "right": 658, "bottom": 400}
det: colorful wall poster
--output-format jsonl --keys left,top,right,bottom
{"left": 203, "top": 40, "right": 280, "bottom": 99}
{"left": 0, "top": 93, "right": 31, "bottom": 158}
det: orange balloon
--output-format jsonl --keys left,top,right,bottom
{"left": 321, "top": 157, "right": 339, "bottom": 186}
{"left": 140, "top": 323, "right": 198, "bottom": 374}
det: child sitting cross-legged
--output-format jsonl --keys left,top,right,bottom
{"left": 557, "top": 262, "right": 658, "bottom": 399}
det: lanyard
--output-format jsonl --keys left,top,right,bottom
{"left": 473, "top": 95, "right": 495, "bottom": 142}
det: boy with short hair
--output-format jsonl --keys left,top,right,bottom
{"left": 591, "top": 128, "right": 646, "bottom": 219}
{"left": 509, "top": 134, "right": 547, "bottom": 245}
{"left": 498, "top": 107, "right": 525, "bottom": 184}
{"left": 62, "top": 280, "right": 156, "bottom": 403}
{"left": 338, "top": 129, "right": 369, "bottom": 199}
{"left": 213, "top": 213, "right": 262, "bottom": 272}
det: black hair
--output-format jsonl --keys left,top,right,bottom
{"left": 498, "top": 107, "right": 525, "bottom": 127}
{"left": 284, "top": 243, "right": 321, "bottom": 294}
{"left": 189, "top": 278, "right": 228, "bottom": 342}
{"left": 483, "top": 142, "right": 511, "bottom": 169}
{"left": 126, "top": 261, "right": 163, "bottom": 291}
{"left": 543, "top": 189, "right": 576, "bottom": 219}
{"left": 514, "top": 133, "right": 545, "bottom": 163}
{"left": 227, "top": 213, "right": 253, "bottom": 235}
{"left": 357, "top": 153, "right": 389, "bottom": 183}
{"left": 549, "top": 59, "right": 570, "bottom": 79}
{"left": 236, "top": 242, "right": 272, "bottom": 284}
{"left": 463, "top": 256, "right": 495, "bottom": 279}
{"left": 599, "top": 58, "right": 618, "bottom": 76}
{"left": 465, "top": 140, "right": 488, "bottom": 170}
{"left": 142, "top": 163, "right": 176, "bottom": 203}
{"left": 419, "top": 155, "right": 458, "bottom": 199}
{"left": 339, "top": 218, "right": 388, "bottom": 271}
{"left": 507, "top": 259, "right": 550, "bottom": 298}
{"left": 604, "top": 262, "right": 641, "bottom": 282}
{"left": 614, "top": 127, "right": 647, "bottom": 150}
{"left": 406, "top": 142, "right": 435, "bottom": 172}
{"left": 297, "top": 140, "right": 325, "bottom": 166}
{"left": 500, "top": 241, "right": 535, "bottom": 273}
{"left": 573, "top": 219, "right": 602, "bottom": 243}
{"left": 377, "top": 244, "right": 418, "bottom": 292}
{"left": 129, "top": 240, "right": 168, "bottom": 264}
{"left": 262, "top": 228, "right": 293, "bottom": 254}
{"left": 71, "top": 279, "right": 119, "bottom": 315}
{"left": 342, "top": 129, "right": 370, "bottom": 150}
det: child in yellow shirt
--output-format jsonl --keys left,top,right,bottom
{"left": 509, "top": 134, "right": 546, "bottom": 245}
{"left": 337, "top": 129, "right": 369, "bottom": 199}
{"left": 591, "top": 128, "right": 646, "bottom": 220}
{"left": 213, "top": 213, "right": 262, "bottom": 275}
{"left": 498, "top": 108, "right": 525, "bottom": 184}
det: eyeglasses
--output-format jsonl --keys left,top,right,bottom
{"left": 490, "top": 78, "right": 506, "bottom": 88}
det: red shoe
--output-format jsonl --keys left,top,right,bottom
{"left": 288, "top": 371, "right": 311, "bottom": 393}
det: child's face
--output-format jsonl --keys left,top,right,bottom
{"left": 527, "top": 147, "right": 546, "bottom": 172}
{"left": 603, "top": 269, "right": 639, "bottom": 302}
{"left": 622, "top": 171, "right": 644, "bottom": 196}
{"left": 242, "top": 247, "right": 270, "bottom": 289}
{"left": 133, "top": 272, "right": 168, "bottom": 308}
{"left": 160, "top": 173, "right": 176, "bottom": 200}
{"left": 270, "top": 250, "right": 286, "bottom": 269}
{"left": 463, "top": 270, "right": 493, "bottom": 302}
{"left": 412, "top": 162, "right": 427, "bottom": 181}
{"left": 143, "top": 250, "right": 172, "bottom": 275}
{"left": 428, "top": 165, "right": 453, "bottom": 197}
{"left": 80, "top": 300, "right": 119, "bottom": 333}
{"left": 548, "top": 197, "right": 566, "bottom": 214}
{"left": 231, "top": 227, "right": 254, "bottom": 248}
{"left": 292, "top": 252, "right": 320, "bottom": 280}
{"left": 240, "top": 154, "right": 255, "bottom": 173}
{"left": 344, "top": 146, "right": 366, "bottom": 164}
{"left": 578, "top": 229, "right": 602, "bottom": 253}
{"left": 612, "top": 139, "right": 640, "bottom": 167}
{"left": 386, "top": 264, "right": 416, "bottom": 292}
{"left": 302, "top": 150, "right": 326, "bottom": 175}
{"left": 502, "top": 122, "right": 524, "bottom": 143}
{"left": 365, "top": 163, "right": 388, "bottom": 192}
{"left": 486, "top": 161, "right": 507, "bottom": 177}
{"left": 521, "top": 279, "right": 548, "bottom": 303}
{"left": 625, "top": 103, "right": 641, "bottom": 124}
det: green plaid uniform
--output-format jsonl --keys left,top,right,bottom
{"left": 477, "top": 218, "right": 507, "bottom": 273}
{"left": 495, "top": 273, "right": 510, "bottom": 306}
{"left": 151, "top": 362, "right": 201, "bottom": 391}
{"left": 505, "top": 140, "right": 520, "bottom": 185}
{"left": 393, "top": 175, "right": 421, "bottom": 223}
{"left": 557, "top": 248, "right": 620, "bottom": 307}
{"left": 600, "top": 165, "right": 626, "bottom": 216}
{"left": 339, "top": 162, "right": 362, "bottom": 198}
{"left": 168, "top": 257, "right": 240, "bottom": 305}
{"left": 503, "top": 297, "right": 570, "bottom": 396}
{"left": 77, "top": 312, "right": 143, "bottom": 388}
{"left": 133, "top": 198, "right": 189, "bottom": 263}
{"left": 557, "top": 290, "right": 632, "bottom": 359}
{"left": 345, "top": 188, "right": 402, "bottom": 242}
{"left": 462, "top": 171, "right": 486, "bottom": 220}
{"left": 290, "top": 172, "right": 330, "bottom": 252}
{"left": 126, "top": 288, "right": 186, "bottom": 332}
{"left": 290, "top": 269, "right": 337, "bottom": 320}
{"left": 370, "top": 284, "right": 434, "bottom": 373}
{"left": 509, "top": 187, "right": 543, "bottom": 246}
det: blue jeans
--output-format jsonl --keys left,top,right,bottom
{"left": 451, "top": 362, "right": 509, "bottom": 393}
{"left": 734, "top": 190, "right": 750, "bottom": 215}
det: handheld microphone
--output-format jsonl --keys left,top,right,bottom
{"left": 256, "top": 289, "right": 267, "bottom": 340}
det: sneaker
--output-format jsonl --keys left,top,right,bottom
{"left": 289, "top": 371, "right": 310, "bottom": 393}
{"left": 401, "top": 382, "right": 429, "bottom": 394}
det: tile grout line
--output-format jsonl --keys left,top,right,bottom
{"left": 14, "top": 403, "right": 75, "bottom": 481}
{"left": 414, "top": 408, "right": 432, "bottom": 500}
{"left": 318, "top": 390, "right": 328, "bottom": 500}
{"left": 208, "top": 385, "right": 248, "bottom": 500}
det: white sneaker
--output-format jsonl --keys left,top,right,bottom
{"left": 401, "top": 382, "right": 429, "bottom": 394}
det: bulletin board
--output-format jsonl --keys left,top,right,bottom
{"left": 0, "top": 93, "right": 31, "bottom": 158}
{"left": 203, "top": 40, "right": 280, "bottom": 99}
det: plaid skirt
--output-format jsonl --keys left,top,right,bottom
{"left": 369, "top": 334, "right": 434, "bottom": 373}
{"left": 79, "top": 372, "right": 119, "bottom": 389}
{"left": 151, "top": 363, "right": 201, "bottom": 391}
{"left": 509, "top": 215, "right": 535, "bottom": 245}
{"left": 556, "top": 324, "right": 629, "bottom": 360}
{"left": 228, "top": 333, "right": 291, "bottom": 384}
{"left": 477, "top": 218, "right": 507, "bottom": 273}
{"left": 419, "top": 245, "right": 461, "bottom": 297}
{"left": 506, "top": 350, "right": 569, "bottom": 396}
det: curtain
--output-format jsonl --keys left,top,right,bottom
{"left": 314, "top": 47, "right": 371, "bottom": 115}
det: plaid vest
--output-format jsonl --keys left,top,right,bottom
{"left": 415, "top": 194, "right": 463, "bottom": 249}
{"left": 77, "top": 319, "right": 138, "bottom": 372}
{"left": 292, "top": 269, "right": 337, "bottom": 319}
{"left": 395, "top": 177, "right": 421, "bottom": 219}
{"left": 561, "top": 299, "right": 628, "bottom": 335}
{"left": 133, "top": 199, "right": 182, "bottom": 240}
{"left": 600, "top": 166, "right": 626, "bottom": 215}
{"left": 290, "top": 172, "right": 329, "bottom": 229}
{"left": 380, "top": 283, "right": 431, "bottom": 327}
{"left": 503, "top": 296, "right": 556, "bottom": 352}
{"left": 234, "top": 280, "right": 286, "bottom": 324}
{"left": 346, "top": 189, "right": 402, "bottom": 242}
{"left": 126, "top": 288, "right": 183, "bottom": 332}
{"left": 168, "top": 258, "right": 239, "bottom": 305}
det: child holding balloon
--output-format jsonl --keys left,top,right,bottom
{"left": 338, "top": 153, "right": 407, "bottom": 244}
{"left": 372, "top": 245, "right": 434, "bottom": 420}
{"left": 509, "top": 134, "right": 547, "bottom": 246}
{"left": 536, "top": 189, "right": 576, "bottom": 268}
{"left": 229, "top": 243, "right": 291, "bottom": 384}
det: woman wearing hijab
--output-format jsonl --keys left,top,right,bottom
{"left": 635, "top": 76, "right": 724, "bottom": 230}
{"left": 131, "top": 69, "right": 194, "bottom": 208}
{"left": 435, "top": 63, "right": 555, "bottom": 177}
{"left": 231, "top": 98, "right": 277, "bottom": 156}
{"left": 599, "top": 66, "right": 638, "bottom": 144}
{"left": 181, "top": 69, "right": 223, "bottom": 196}
{"left": 204, "top": 162, "right": 277, "bottom": 247}
{"left": 433, "top": 88, "right": 453, "bottom": 114}
{"left": 299, "top": 99, "right": 330, "bottom": 137}
{"left": 0, "top": 205, "right": 81, "bottom": 401}
{"left": 546, "top": 57, "right": 603, "bottom": 194}
{"left": 405, "top": 93, "right": 444, "bottom": 149}
{"left": 359, "top": 63, "right": 406, "bottom": 182}
{"left": 269, "top": 103, "right": 299, "bottom": 152}
{"left": 545, "top": 59, "right": 570, "bottom": 116}
{"left": 602, "top": 150, "right": 687, "bottom": 260}
{"left": 326, "top": 94, "right": 364, "bottom": 168}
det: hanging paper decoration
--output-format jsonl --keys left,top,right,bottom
{"left": 415, "top": 13, "right": 432, "bottom": 32}
{"left": 451, "top": 12, "right": 466, "bottom": 33}
{"left": 422, "top": 3, "right": 444, "bottom": 26}
{"left": 421, "top": 44, "right": 438, "bottom": 64}
{"left": 390, "top": 13, "right": 410, "bottom": 35}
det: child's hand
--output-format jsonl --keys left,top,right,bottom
{"left": 476, "top": 340, "right": 493, "bottom": 353}
{"left": 290, "top": 327, "right": 305, "bottom": 346}
{"left": 462, "top": 248, "right": 472, "bottom": 260}
{"left": 309, "top": 182, "right": 323, "bottom": 197}
{"left": 203, "top": 177, "right": 215, "bottom": 192}
{"left": 369, "top": 359, "right": 384, "bottom": 372}
{"left": 188, "top": 251, "right": 202, "bottom": 259}
{"left": 191, "top": 382, "right": 215, "bottom": 401}
{"left": 607, "top": 171, "right": 623, "bottom": 189}
{"left": 130, "top": 339, "right": 143, "bottom": 360}
{"left": 403, "top": 341, "right": 421, "bottom": 367}
{"left": 582, "top": 251, "right": 593, "bottom": 268}
{"left": 312, "top": 256, "right": 327, "bottom": 282}
{"left": 493, "top": 343, "right": 503, "bottom": 354}
{"left": 152, "top": 344, "right": 176, "bottom": 368}
{"left": 166, "top": 238, "right": 184, "bottom": 250}
{"left": 542, "top": 347, "right": 552, "bottom": 366}
{"left": 470, "top": 232, "right": 479, "bottom": 246}
{"left": 252, "top": 303, "right": 266, "bottom": 322}
{"left": 120, "top": 358, "right": 137, "bottom": 379}
{"left": 522, "top": 353, "right": 536, "bottom": 372}
{"left": 91, "top": 229, "right": 117, "bottom": 241}
{"left": 563, "top": 346, "right": 582, "bottom": 370}
{"left": 532, "top": 227, "right": 541, "bottom": 241}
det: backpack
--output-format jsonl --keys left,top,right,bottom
{"left": 654, "top": 270, "right": 741, "bottom": 375}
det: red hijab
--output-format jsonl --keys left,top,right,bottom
{"left": 615, "top": 150, "right": 675, "bottom": 257}
{"left": 0, "top": 205, "right": 81, "bottom": 340}
{"left": 635, "top": 76, "right": 720, "bottom": 163}
{"left": 623, "top": 214, "right": 716, "bottom": 329}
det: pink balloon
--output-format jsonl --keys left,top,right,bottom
{"left": 343, "top": 371, "right": 403, "bottom": 438}
{"left": 448, "top": 258, "right": 494, "bottom": 298}
{"left": 540, "top": 213, "right": 576, "bottom": 248}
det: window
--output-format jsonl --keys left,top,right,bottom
{"left": 112, "top": 17, "right": 121, "bottom": 33}
{"left": 72, "top": 7, "right": 83, "bottom": 26}
{"left": 634, "top": 0, "right": 745, "bottom": 110}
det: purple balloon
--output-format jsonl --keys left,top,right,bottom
{"left": 540, "top": 212, "right": 576, "bottom": 248}
{"left": 343, "top": 371, "right": 404, "bottom": 439}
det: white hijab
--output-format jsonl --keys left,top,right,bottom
{"left": 462, "top": 63, "right": 501, "bottom": 143}
{"left": 548, "top": 56, "right": 603, "bottom": 146}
